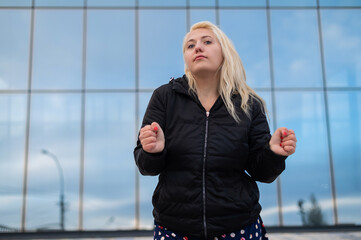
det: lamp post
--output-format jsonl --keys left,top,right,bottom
{"left": 41, "top": 149, "right": 65, "bottom": 231}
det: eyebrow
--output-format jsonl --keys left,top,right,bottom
{"left": 187, "top": 35, "right": 213, "bottom": 43}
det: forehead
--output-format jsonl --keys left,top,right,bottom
{"left": 186, "top": 28, "right": 216, "bottom": 41}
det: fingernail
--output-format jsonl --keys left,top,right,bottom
{"left": 280, "top": 143, "right": 282, "bottom": 147}
{"left": 154, "top": 126, "right": 158, "bottom": 132}
{"left": 283, "top": 131, "right": 287, "bottom": 136}
{"left": 281, "top": 136, "right": 283, "bottom": 140}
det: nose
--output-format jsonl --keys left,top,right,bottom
{"left": 194, "top": 41, "right": 203, "bottom": 53}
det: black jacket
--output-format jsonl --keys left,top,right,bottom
{"left": 134, "top": 75, "right": 286, "bottom": 239}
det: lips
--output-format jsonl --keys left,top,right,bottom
{"left": 194, "top": 55, "right": 206, "bottom": 61}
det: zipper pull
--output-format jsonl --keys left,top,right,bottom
{"left": 206, "top": 111, "right": 210, "bottom": 117}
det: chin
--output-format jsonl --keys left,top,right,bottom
{"left": 192, "top": 68, "right": 217, "bottom": 76}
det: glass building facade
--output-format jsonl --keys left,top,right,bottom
{"left": 0, "top": 0, "right": 360, "bottom": 233}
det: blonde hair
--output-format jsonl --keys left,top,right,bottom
{"left": 182, "top": 21, "right": 267, "bottom": 122}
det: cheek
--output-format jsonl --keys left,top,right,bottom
{"left": 215, "top": 48, "right": 223, "bottom": 64}
{"left": 184, "top": 53, "right": 193, "bottom": 68}
{"left": 214, "top": 52, "right": 224, "bottom": 67}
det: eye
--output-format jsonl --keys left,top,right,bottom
{"left": 205, "top": 40, "right": 212, "bottom": 45}
{"left": 187, "top": 44, "right": 195, "bottom": 49}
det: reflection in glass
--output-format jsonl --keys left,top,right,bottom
{"left": 35, "top": 0, "right": 83, "bottom": 7}
{"left": 190, "top": 9, "right": 216, "bottom": 26}
{"left": 328, "top": 91, "right": 361, "bottom": 224}
{"left": 87, "top": 0, "right": 135, "bottom": 7}
{"left": 86, "top": 10, "right": 135, "bottom": 89}
{"left": 276, "top": 91, "right": 333, "bottom": 225}
{"left": 319, "top": 0, "right": 361, "bottom": 7}
{"left": 26, "top": 93, "right": 81, "bottom": 230}
{"left": 219, "top": 0, "right": 266, "bottom": 7}
{"left": 139, "top": 10, "right": 186, "bottom": 89}
{"left": 0, "top": 94, "right": 27, "bottom": 230}
{"left": 271, "top": 10, "right": 322, "bottom": 88}
{"left": 41, "top": 149, "right": 65, "bottom": 231}
{"left": 138, "top": 0, "right": 185, "bottom": 7}
{"left": 32, "top": 10, "right": 83, "bottom": 90}
{"left": 269, "top": 0, "right": 316, "bottom": 7}
{"left": 321, "top": 10, "right": 361, "bottom": 87}
{"left": 84, "top": 93, "right": 136, "bottom": 230}
{"left": 220, "top": 10, "right": 271, "bottom": 88}
{"left": 0, "top": 10, "right": 30, "bottom": 89}
{"left": 190, "top": 0, "right": 215, "bottom": 7}
{"left": 0, "top": 0, "right": 31, "bottom": 7}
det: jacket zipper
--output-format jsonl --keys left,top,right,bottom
{"left": 202, "top": 111, "right": 210, "bottom": 240}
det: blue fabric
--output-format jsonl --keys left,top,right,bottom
{"left": 154, "top": 217, "right": 269, "bottom": 240}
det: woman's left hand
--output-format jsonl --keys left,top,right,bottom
{"left": 269, "top": 127, "right": 297, "bottom": 156}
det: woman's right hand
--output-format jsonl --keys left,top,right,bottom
{"left": 139, "top": 122, "right": 165, "bottom": 153}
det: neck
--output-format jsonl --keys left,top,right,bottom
{"left": 194, "top": 72, "right": 220, "bottom": 98}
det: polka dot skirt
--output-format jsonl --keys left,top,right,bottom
{"left": 154, "top": 217, "right": 269, "bottom": 240}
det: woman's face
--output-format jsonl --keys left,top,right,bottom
{"left": 184, "top": 28, "right": 223, "bottom": 77}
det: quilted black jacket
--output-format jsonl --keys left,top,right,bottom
{"left": 134, "top": 75, "right": 287, "bottom": 239}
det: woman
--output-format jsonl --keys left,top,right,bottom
{"left": 134, "top": 21, "right": 297, "bottom": 240}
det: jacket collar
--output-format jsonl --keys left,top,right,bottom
{"left": 172, "top": 75, "right": 240, "bottom": 100}
{"left": 172, "top": 75, "right": 192, "bottom": 96}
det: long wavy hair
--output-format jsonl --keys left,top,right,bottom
{"left": 182, "top": 21, "right": 267, "bottom": 122}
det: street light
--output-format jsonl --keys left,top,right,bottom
{"left": 41, "top": 149, "right": 65, "bottom": 231}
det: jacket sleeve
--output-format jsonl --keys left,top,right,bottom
{"left": 245, "top": 99, "right": 287, "bottom": 183}
{"left": 133, "top": 87, "right": 167, "bottom": 176}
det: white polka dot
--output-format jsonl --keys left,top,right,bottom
{"left": 171, "top": 233, "right": 176, "bottom": 237}
{"left": 214, "top": 237, "right": 218, "bottom": 240}
{"left": 240, "top": 229, "right": 245, "bottom": 234}
{"left": 256, "top": 232, "right": 258, "bottom": 237}
{"left": 161, "top": 237, "right": 165, "bottom": 240}
{"left": 158, "top": 231, "right": 161, "bottom": 235}
{"left": 250, "top": 234, "right": 253, "bottom": 239}
{"left": 256, "top": 224, "right": 258, "bottom": 229}
{"left": 230, "top": 233, "right": 235, "bottom": 238}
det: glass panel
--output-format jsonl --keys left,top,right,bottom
{"left": 190, "top": 0, "right": 215, "bottom": 7}
{"left": 220, "top": 10, "right": 271, "bottom": 88}
{"left": 138, "top": 92, "right": 157, "bottom": 229}
{"left": 271, "top": 10, "right": 323, "bottom": 88}
{"left": 276, "top": 91, "right": 333, "bottom": 225}
{"left": 87, "top": 0, "right": 135, "bottom": 7}
{"left": 35, "top": 0, "right": 84, "bottom": 7}
{"left": 139, "top": 10, "right": 186, "bottom": 89}
{"left": 321, "top": 10, "right": 361, "bottom": 87}
{"left": 32, "top": 10, "right": 83, "bottom": 90}
{"left": 328, "top": 91, "right": 361, "bottom": 224}
{"left": 269, "top": 0, "right": 316, "bottom": 7}
{"left": 138, "top": 0, "right": 186, "bottom": 7}
{"left": 319, "top": 0, "right": 361, "bottom": 7}
{"left": 26, "top": 93, "right": 81, "bottom": 231}
{"left": 219, "top": 0, "right": 266, "bottom": 7}
{"left": 190, "top": 9, "right": 216, "bottom": 26}
{"left": 83, "top": 93, "right": 136, "bottom": 230}
{"left": 0, "top": 0, "right": 31, "bottom": 7}
{"left": 86, "top": 10, "right": 135, "bottom": 89}
{"left": 0, "top": 94, "right": 27, "bottom": 231}
{"left": 0, "top": 10, "right": 30, "bottom": 90}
